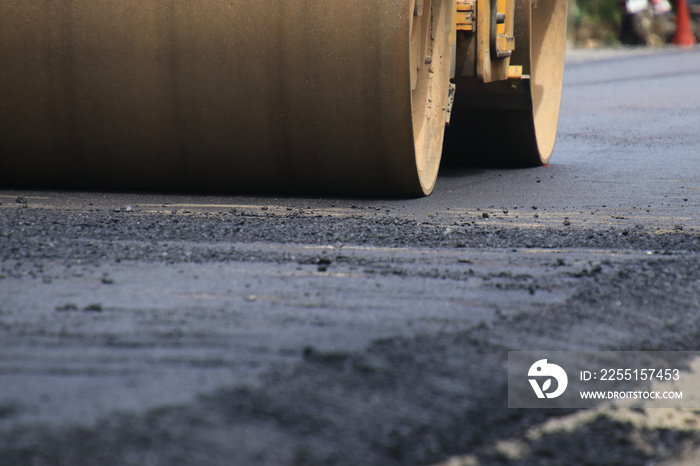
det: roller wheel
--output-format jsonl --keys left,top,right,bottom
{"left": 409, "top": 0, "right": 454, "bottom": 194}
{"left": 445, "top": 0, "right": 568, "bottom": 167}
{"left": 0, "top": 1, "right": 454, "bottom": 196}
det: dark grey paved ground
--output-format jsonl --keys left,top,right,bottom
{"left": 1, "top": 47, "right": 699, "bottom": 466}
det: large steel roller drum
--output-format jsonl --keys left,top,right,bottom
{"left": 0, "top": 1, "right": 454, "bottom": 195}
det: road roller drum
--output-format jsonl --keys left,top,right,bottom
{"left": 0, "top": 0, "right": 567, "bottom": 196}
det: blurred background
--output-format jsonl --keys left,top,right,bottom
{"left": 568, "top": 0, "right": 700, "bottom": 47}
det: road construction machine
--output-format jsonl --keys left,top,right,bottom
{"left": 0, "top": 0, "right": 567, "bottom": 196}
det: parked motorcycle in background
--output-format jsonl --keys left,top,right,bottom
{"left": 620, "top": 0, "right": 675, "bottom": 45}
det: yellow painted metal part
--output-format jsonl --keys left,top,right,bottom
{"left": 494, "top": 0, "right": 516, "bottom": 59}
{"left": 507, "top": 65, "right": 523, "bottom": 80}
{"left": 476, "top": 0, "right": 516, "bottom": 82}
{"left": 456, "top": 0, "right": 475, "bottom": 31}
{"left": 496, "top": 34, "right": 516, "bottom": 56}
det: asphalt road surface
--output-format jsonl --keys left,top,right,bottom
{"left": 1, "top": 47, "right": 700, "bottom": 466}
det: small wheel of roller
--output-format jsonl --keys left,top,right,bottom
{"left": 445, "top": 0, "right": 568, "bottom": 167}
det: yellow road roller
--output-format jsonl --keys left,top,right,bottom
{"left": 0, "top": 0, "right": 567, "bottom": 196}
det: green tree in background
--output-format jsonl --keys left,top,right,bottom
{"left": 570, "top": 0, "right": 623, "bottom": 46}
{"left": 576, "top": 0, "right": 623, "bottom": 26}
